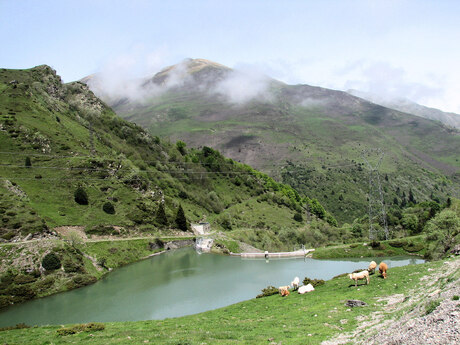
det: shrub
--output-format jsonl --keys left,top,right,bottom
{"left": 56, "top": 322, "right": 105, "bottom": 336}
{"left": 41, "top": 252, "right": 61, "bottom": 271}
{"left": 370, "top": 241, "right": 381, "bottom": 249}
{"left": 148, "top": 238, "right": 164, "bottom": 250}
{"left": 13, "top": 274, "right": 36, "bottom": 285}
{"left": 67, "top": 274, "right": 97, "bottom": 289}
{"left": 74, "top": 187, "right": 88, "bottom": 205}
{"left": 294, "top": 212, "right": 303, "bottom": 222}
{"left": 256, "top": 285, "right": 279, "bottom": 298}
{"left": 35, "top": 276, "right": 55, "bottom": 291}
{"left": 102, "top": 202, "right": 115, "bottom": 214}
{"left": 425, "top": 299, "right": 441, "bottom": 315}
{"left": 1, "top": 232, "right": 15, "bottom": 240}
{"left": 63, "top": 259, "right": 85, "bottom": 273}
{"left": 403, "top": 242, "right": 424, "bottom": 253}
{"left": 0, "top": 323, "right": 30, "bottom": 332}
{"left": 388, "top": 240, "right": 407, "bottom": 248}
{"left": 303, "top": 277, "right": 325, "bottom": 287}
{"left": 85, "top": 225, "right": 114, "bottom": 236}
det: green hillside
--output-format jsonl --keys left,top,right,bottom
{"left": 0, "top": 64, "right": 334, "bottom": 240}
{"left": 100, "top": 59, "right": 460, "bottom": 224}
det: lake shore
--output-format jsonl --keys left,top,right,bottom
{"left": 1, "top": 255, "right": 457, "bottom": 344}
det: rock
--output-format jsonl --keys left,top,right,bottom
{"left": 346, "top": 300, "right": 368, "bottom": 307}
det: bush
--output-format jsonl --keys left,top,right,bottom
{"left": 294, "top": 212, "right": 303, "bottom": 222}
{"left": 1, "top": 231, "right": 15, "bottom": 240}
{"left": 41, "top": 252, "right": 61, "bottom": 271}
{"left": 303, "top": 277, "right": 325, "bottom": 287}
{"left": 256, "top": 285, "right": 279, "bottom": 298}
{"left": 67, "top": 274, "right": 97, "bottom": 289}
{"left": 63, "top": 259, "right": 85, "bottom": 273}
{"left": 388, "top": 240, "right": 407, "bottom": 248}
{"left": 0, "top": 323, "right": 30, "bottom": 332}
{"left": 13, "top": 275, "right": 36, "bottom": 285}
{"left": 74, "top": 187, "right": 88, "bottom": 205}
{"left": 35, "top": 276, "right": 55, "bottom": 291}
{"left": 370, "top": 241, "right": 381, "bottom": 249}
{"left": 57, "top": 322, "right": 105, "bottom": 336}
{"left": 403, "top": 242, "right": 424, "bottom": 253}
{"left": 102, "top": 202, "right": 115, "bottom": 214}
{"left": 85, "top": 225, "right": 114, "bottom": 236}
{"left": 425, "top": 299, "right": 441, "bottom": 315}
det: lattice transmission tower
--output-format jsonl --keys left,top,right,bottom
{"left": 362, "top": 149, "right": 389, "bottom": 241}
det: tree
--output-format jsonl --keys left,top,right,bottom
{"left": 74, "top": 187, "right": 89, "bottom": 205}
{"left": 156, "top": 202, "right": 168, "bottom": 227}
{"left": 409, "top": 188, "right": 416, "bottom": 205}
{"left": 176, "top": 140, "right": 187, "bottom": 156}
{"left": 25, "top": 156, "right": 32, "bottom": 167}
{"left": 175, "top": 204, "right": 188, "bottom": 231}
{"left": 42, "top": 252, "right": 61, "bottom": 271}
{"left": 102, "top": 202, "right": 115, "bottom": 214}
{"left": 425, "top": 209, "right": 460, "bottom": 259}
{"left": 293, "top": 212, "right": 303, "bottom": 222}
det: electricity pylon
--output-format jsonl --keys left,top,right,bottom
{"left": 362, "top": 149, "right": 389, "bottom": 241}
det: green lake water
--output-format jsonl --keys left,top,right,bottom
{"left": 0, "top": 248, "right": 424, "bottom": 327}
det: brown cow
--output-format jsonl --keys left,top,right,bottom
{"left": 379, "top": 262, "right": 388, "bottom": 279}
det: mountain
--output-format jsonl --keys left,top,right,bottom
{"left": 0, "top": 65, "right": 339, "bottom": 249}
{"left": 83, "top": 58, "right": 460, "bottom": 224}
{"left": 347, "top": 89, "right": 460, "bottom": 129}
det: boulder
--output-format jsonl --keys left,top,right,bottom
{"left": 345, "top": 300, "right": 368, "bottom": 307}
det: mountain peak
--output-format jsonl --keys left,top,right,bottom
{"left": 151, "top": 58, "right": 231, "bottom": 86}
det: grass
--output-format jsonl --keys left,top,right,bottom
{"left": 312, "top": 236, "right": 427, "bottom": 259}
{"left": 1, "top": 257, "right": 457, "bottom": 344}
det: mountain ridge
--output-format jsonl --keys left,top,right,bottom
{"left": 82, "top": 58, "right": 459, "bottom": 223}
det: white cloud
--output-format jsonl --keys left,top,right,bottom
{"left": 212, "top": 65, "right": 273, "bottom": 104}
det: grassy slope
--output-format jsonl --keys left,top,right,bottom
{"left": 110, "top": 73, "right": 460, "bottom": 224}
{"left": 2, "top": 257, "right": 458, "bottom": 345}
{"left": 0, "top": 65, "right": 312, "bottom": 237}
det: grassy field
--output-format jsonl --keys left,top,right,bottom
{"left": 1, "top": 256, "right": 457, "bottom": 344}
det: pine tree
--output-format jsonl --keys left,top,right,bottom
{"left": 74, "top": 187, "right": 89, "bottom": 205}
{"left": 25, "top": 156, "right": 31, "bottom": 167}
{"left": 156, "top": 202, "right": 168, "bottom": 227}
{"left": 175, "top": 204, "right": 188, "bottom": 231}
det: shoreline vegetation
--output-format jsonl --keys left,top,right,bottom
{"left": 1, "top": 254, "right": 457, "bottom": 344}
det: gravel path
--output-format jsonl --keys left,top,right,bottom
{"left": 323, "top": 258, "right": 460, "bottom": 345}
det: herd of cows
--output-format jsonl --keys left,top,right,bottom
{"left": 278, "top": 261, "right": 389, "bottom": 296}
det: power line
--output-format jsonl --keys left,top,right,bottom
{"left": 362, "top": 149, "right": 389, "bottom": 241}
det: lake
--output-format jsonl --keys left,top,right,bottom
{"left": 0, "top": 248, "right": 424, "bottom": 327}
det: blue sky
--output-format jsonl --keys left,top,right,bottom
{"left": 1, "top": 0, "right": 460, "bottom": 112}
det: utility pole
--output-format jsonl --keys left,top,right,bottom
{"left": 362, "top": 149, "right": 389, "bottom": 241}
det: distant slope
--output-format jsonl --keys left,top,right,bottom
{"left": 0, "top": 65, "right": 330, "bottom": 244}
{"left": 348, "top": 89, "right": 460, "bottom": 129}
{"left": 84, "top": 59, "right": 460, "bottom": 224}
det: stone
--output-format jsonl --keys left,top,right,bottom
{"left": 346, "top": 300, "right": 368, "bottom": 307}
